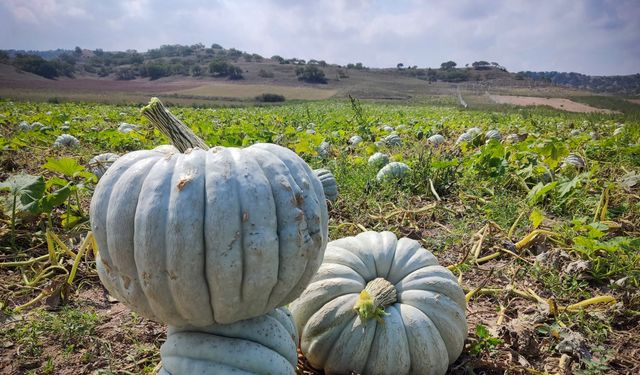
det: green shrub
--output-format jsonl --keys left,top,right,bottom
{"left": 255, "top": 93, "right": 285, "bottom": 102}
{"left": 258, "top": 69, "right": 274, "bottom": 78}
{"left": 295, "top": 65, "right": 327, "bottom": 84}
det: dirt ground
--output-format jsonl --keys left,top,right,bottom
{"left": 0, "top": 285, "right": 166, "bottom": 375}
{"left": 489, "top": 94, "right": 617, "bottom": 113}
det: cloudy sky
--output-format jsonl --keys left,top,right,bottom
{"left": 1, "top": 0, "right": 638, "bottom": 75}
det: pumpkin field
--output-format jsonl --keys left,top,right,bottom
{"left": 1, "top": 97, "right": 639, "bottom": 374}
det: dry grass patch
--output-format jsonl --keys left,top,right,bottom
{"left": 174, "top": 82, "right": 337, "bottom": 100}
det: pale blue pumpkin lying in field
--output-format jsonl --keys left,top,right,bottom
{"left": 290, "top": 231, "right": 467, "bottom": 375}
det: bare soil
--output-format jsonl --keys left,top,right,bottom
{"left": 489, "top": 94, "right": 618, "bottom": 113}
{"left": 0, "top": 285, "right": 165, "bottom": 375}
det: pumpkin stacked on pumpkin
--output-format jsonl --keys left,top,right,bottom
{"left": 91, "top": 98, "right": 467, "bottom": 375}
{"left": 91, "top": 98, "right": 328, "bottom": 374}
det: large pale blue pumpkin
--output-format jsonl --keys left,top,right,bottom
{"left": 290, "top": 231, "right": 467, "bottom": 375}
{"left": 91, "top": 99, "right": 329, "bottom": 327}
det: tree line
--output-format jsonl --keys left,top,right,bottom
{"left": 0, "top": 44, "right": 261, "bottom": 81}
{"left": 3, "top": 45, "right": 637, "bottom": 93}
{"left": 517, "top": 71, "right": 640, "bottom": 95}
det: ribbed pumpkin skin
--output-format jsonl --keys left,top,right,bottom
{"left": 467, "top": 127, "right": 482, "bottom": 135}
{"left": 349, "top": 135, "right": 363, "bottom": 145}
{"left": 383, "top": 134, "right": 402, "bottom": 146}
{"left": 89, "top": 152, "right": 119, "bottom": 180}
{"left": 485, "top": 129, "right": 502, "bottom": 142}
{"left": 159, "top": 307, "right": 298, "bottom": 375}
{"left": 427, "top": 134, "right": 445, "bottom": 145}
{"left": 91, "top": 143, "right": 328, "bottom": 326}
{"left": 368, "top": 152, "right": 389, "bottom": 168}
{"left": 455, "top": 132, "right": 473, "bottom": 145}
{"left": 290, "top": 231, "right": 467, "bottom": 375}
{"left": 563, "top": 154, "right": 586, "bottom": 169}
{"left": 376, "top": 162, "right": 410, "bottom": 181}
{"left": 314, "top": 169, "right": 338, "bottom": 203}
{"left": 53, "top": 134, "right": 79, "bottom": 147}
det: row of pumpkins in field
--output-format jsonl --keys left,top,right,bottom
{"left": 18, "top": 120, "right": 139, "bottom": 149}
{"left": 18, "top": 112, "right": 600, "bottom": 188}
{"left": 17, "top": 115, "right": 627, "bottom": 154}
{"left": 89, "top": 99, "right": 467, "bottom": 375}
{"left": 51, "top": 126, "right": 590, "bottom": 190}
{"left": 15, "top": 120, "right": 139, "bottom": 179}
{"left": 86, "top": 127, "right": 511, "bottom": 184}
{"left": 18, "top": 119, "right": 140, "bottom": 134}
{"left": 337, "top": 124, "right": 592, "bottom": 183}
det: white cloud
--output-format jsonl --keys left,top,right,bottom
{"left": 7, "top": 5, "right": 39, "bottom": 24}
{"left": 0, "top": 0, "right": 638, "bottom": 75}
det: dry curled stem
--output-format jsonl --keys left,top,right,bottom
{"left": 354, "top": 278, "right": 397, "bottom": 323}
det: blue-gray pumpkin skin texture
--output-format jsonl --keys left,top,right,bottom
{"left": 91, "top": 143, "right": 328, "bottom": 327}
{"left": 159, "top": 307, "right": 299, "bottom": 375}
{"left": 290, "top": 231, "right": 467, "bottom": 375}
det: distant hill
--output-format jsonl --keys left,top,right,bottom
{"left": 1, "top": 43, "right": 638, "bottom": 96}
{"left": 517, "top": 71, "right": 640, "bottom": 95}
{"left": 3, "top": 48, "right": 74, "bottom": 60}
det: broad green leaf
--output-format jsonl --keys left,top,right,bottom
{"left": 60, "top": 211, "right": 86, "bottom": 229}
{"left": 475, "top": 324, "right": 490, "bottom": 338}
{"left": 0, "top": 174, "right": 44, "bottom": 195}
{"left": 40, "top": 183, "right": 73, "bottom": 213}
{"left": 529, "top": 208, "right": 544, "bottom": 229}
{"left": 516, "top": 164, "right": 534, "bottom": 179}
{"left": 391, "top": 153, "right": 405, "bottom": 162}
{"left": 573, "top": 236, "right": 597, "bottom": 250}
{"left": 365, "top": 144, "right": 377, "bottom": 155}
{"left": 290, "top": 132, "right": 323, "bottom": 155}
{"left": 46, "top": 176, "right": 69, "bottom": 189}
{"left": 0, "top": 174, "right": 46, "bottom": 214}
{"left": 10, "top": 138, "right": 28, "bottom": 150}
{"left": 43, "top": 157, "right": 86, "bottom": 178}
{"left": 527, "top": 181, "right": 557, "bottom": 206}
{"left": 241, "top": 135, "right": 253, "bottom": 147}
{"left": 77, "top": 171, "right": 97, "bottom": 181}
{"left": 557, "top": 173, "right": 587, "bottom": 198}
{"left": 536, "top": 138, "right": 568, "bottom": 168}
{"left": 351, "top": 156, "right": 366, "bottom": 166}
{"left": 586, "top": 222, "right": 608, "bottom": 239}
{"left": 432, "top": 158, "right": 459, "bottom": 169}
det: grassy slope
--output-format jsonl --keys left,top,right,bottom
{"left": 5, "top": 61, "right": 625, "bottom": 113}
{"left": 569, "top": 95, "right": 640, "bottom": 122}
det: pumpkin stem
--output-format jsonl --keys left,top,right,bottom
{"left": 141, "top": 97, "right": 209, "bottom": 152}
{"left": 353, "top": 277, "right": 397, "bottom": 323}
